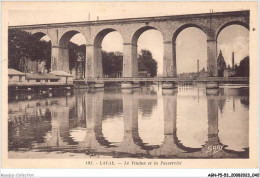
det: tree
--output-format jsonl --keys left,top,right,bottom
{"left": 236, "top": 56, "right": 249, "bottom": 77}
{"left": 218, "top": 98, "right": 227, "bottom": 114}
{"left": 41, "top": 41, "right": 51, "bottom": 71}
{"left": 8, "top": 29, "right": 51, "bottom": 72}
{"left": 68, "top": 42, "right": 79, "bottom": 71}
{"left": 217, "top": 50, "right": 226, "bottom": 77}
{"left": 102, "top": 49, "right": 157, "bottom": 78}
{"left": 138, "top": 50, "right": 157, "bottom": 77}
{"left": 68, "top": 42, "right": 86, "bottom": 77}
{"left": 102, "top": 51, "right": 123, "bottom": 77}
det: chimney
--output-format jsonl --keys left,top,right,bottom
{"left": 232, "top": 52, "right": 234, "bottom": 69}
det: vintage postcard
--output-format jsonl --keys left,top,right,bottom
{"left": 1, "top": 1, "right": 258, "bottom": 170}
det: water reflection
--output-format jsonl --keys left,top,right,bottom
{"left": 177, "top": 88, "right": 208, "bottom": 149}
{"left": 8, "top": 86, "right": 249, "bottom": 158}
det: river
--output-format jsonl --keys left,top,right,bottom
{"left": 8, "top": 84, "right": 249, "bottom": 159}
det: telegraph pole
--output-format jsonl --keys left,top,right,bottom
{"left": 197, "top": 59, "right": 199, "bottom": 77}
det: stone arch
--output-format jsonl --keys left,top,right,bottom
{"left": 31, "top": 31, "right": 53, "bottom": 45}
{"left": 132, "top": 129, "right": 159, "bottom": 151}
{"left": 94, "top": 28, "right": 120, "bottom": 47}
{"left": 53, "top": 30, "right": 87, "bottom": 74}
{"left": 171, "top": 24, "right": 208, "bottom": 75}
{"left": 33, "top": 32, "right": 50, "bottom": 40}
{"left": 174, "top": 130, "right": 202, "bottom": 153}
{"left": 94, "top": 127, "right": 117, "bottom": 148}
{"left": 127, "top": 26, "right": 163, "bottom": 78}
{"left": 172, "top": 24, "right": 207, "bottom": 43}
{"left": 215, "top": 21, "right": 249, "bottom": 77}
{"left": 59, "top": 30, "right": 87, "bottom": 48}
{"left": 131, "top": 26, "right": 161, "bottom": 45}
{"left": 216, "top": 21, "right": 249, "bottom": 40}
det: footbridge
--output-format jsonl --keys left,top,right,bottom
{"left": 82, "top": 77, "right": 249, "bottom": 83}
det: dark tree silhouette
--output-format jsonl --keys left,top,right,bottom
{"left": 8, "top": 29, "right": 87, "bottom": 73}
{"left": 236, "top": 56, "right": 249, "bottom": 77}
{"left": 102, "top": 51, "right": 123, "bottom": 77}
{"left": 102, "top": 49, "right": 158, "bottom": 78}
{"left": 8, "top": 29, "right": 51, "bottom": 72}
{"left": 217, "top": 50, "right": 226, "bottom": 77}
{"left": 218, "top": 99, "right": 227, "bottom": 114}
{"left": 68, "top": 42, "right": 86, "bottom": 76}
{"left": 138, "top": 50, "right": 157, "bottom": 77}
{"left": 8, "top": 29, "right": 158, "bottom": 78}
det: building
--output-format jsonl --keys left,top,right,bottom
{"left": 50, "top": 71, "right": 73, "bottom": 84}
{"left": 8, "top": 69, "right": 26, "bottom": 83}
{"left": 8, "top": 68, "right": 75, "bottom": 90}
{"left": 223, "top": 51, "right": 237, "bottom": 77}
{"left": 224, "top": 68, "right": 236, "bottom": 77}
{"left": 138, "top": 71, "right": 151, "bottom": 78}
{"left": 26, "top": 73, "right": 60, "bottom": 84}
{"left": 198, "top": 71, "right": 208, "bottom": 78}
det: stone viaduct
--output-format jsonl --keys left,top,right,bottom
{"left": 9, "top": 10, "right": 249, "bottom": 87}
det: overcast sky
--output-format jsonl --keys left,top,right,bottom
{"left": 8, "top": 2, "right": 249, "bottom": 74}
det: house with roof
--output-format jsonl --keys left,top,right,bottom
{"left": 8, "top": 68, "right": 74, "bottom": 89}
{"left": 25, "top": 73, "right": 60, "bottom": 84}
{"left": 50, "top": 71, "right": 73, "bottom": 85}
{"left": 8, "top": 69, "right": 26, "bottom": 84}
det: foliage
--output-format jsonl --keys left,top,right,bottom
{"left": 8, "top": 28, "right": 86, "bottom": 73}
{"left": 217, "top": 50, "right": 226, "bottom": 77}
{"left": 218, "top": 99, "right": 226, "bottom": 114}
{"left": 41, "top": 41, "right": 51, "bottom": 71}
{"left": 8, "top": 29, "right": 158, "bottom": 78}
{"left": 138, "top": 50, "right": 157, "bottom": 77}
{"left": 8, "top": 29, "right": 51, "bottom": 72}
{"left": 235, "top": 56, "right": 249, "bottom": 77}
{"left": 102, "top": 49, "right": 158, "bottom": 78}
{"left": 102, "top": 51, "right": 123, "bottom": 77}
{"left": 68, "top": 42, "right": 86, "bottom": 74}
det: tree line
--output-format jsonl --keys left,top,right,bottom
{"left": 217, "top": 50, "right": 249, "bottom": 77}
{"left": 8, "top": 29, "right": 158, "bottom": 77}
{"left": 8, "top": 29, "right": 51, "bottom": 72}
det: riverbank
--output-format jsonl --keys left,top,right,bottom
{"left": 9, "top": 151, "right": 112, "bottom": 159}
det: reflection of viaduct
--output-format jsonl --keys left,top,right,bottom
{"left": 8, "top": 93, "right": 75, "bottom": 122}
{"left": 8, "top": 89, "right": 248, "bottom": 157}
{"left": 9, "top": 11, "right": 249, "bottom": 85}
{"left": 8, "top": 94, "right": 76, "bottom": 150}
{"left": 69, "top": 90, "right": 248, "bottom": 158}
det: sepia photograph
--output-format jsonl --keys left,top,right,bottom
{"left": 1, "top": 1, "right": 258, "bottom": 171}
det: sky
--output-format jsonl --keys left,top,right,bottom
{"left": 8, "top": 2, "right": 249, "bottom": 75}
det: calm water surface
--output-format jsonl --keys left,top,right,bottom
{"left": 8, "top": 85, "right": 249, "bottom": 158}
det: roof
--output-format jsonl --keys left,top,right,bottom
{"left": 26, "top": 73, "right": 60, "bottom": 80}
{"left": 8, "top": 69, "right": 25, "bottom": 76}
{"left": 50, "top": 71, "right": 73, "bottom": 77}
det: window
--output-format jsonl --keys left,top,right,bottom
{"left": 9, "top": 76, "right": 12, "bottom": 80}
{"left": 45, "top": 80, "right": 48, "bottom": 82}
{"left": 50, "top": 79, "right": 58, "bottom": 82}
{"left": 19, "top": 76, "right": 22, "bottom": 82}
{"left": 36, "top": 79, "right": 40, "bottom": 82}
